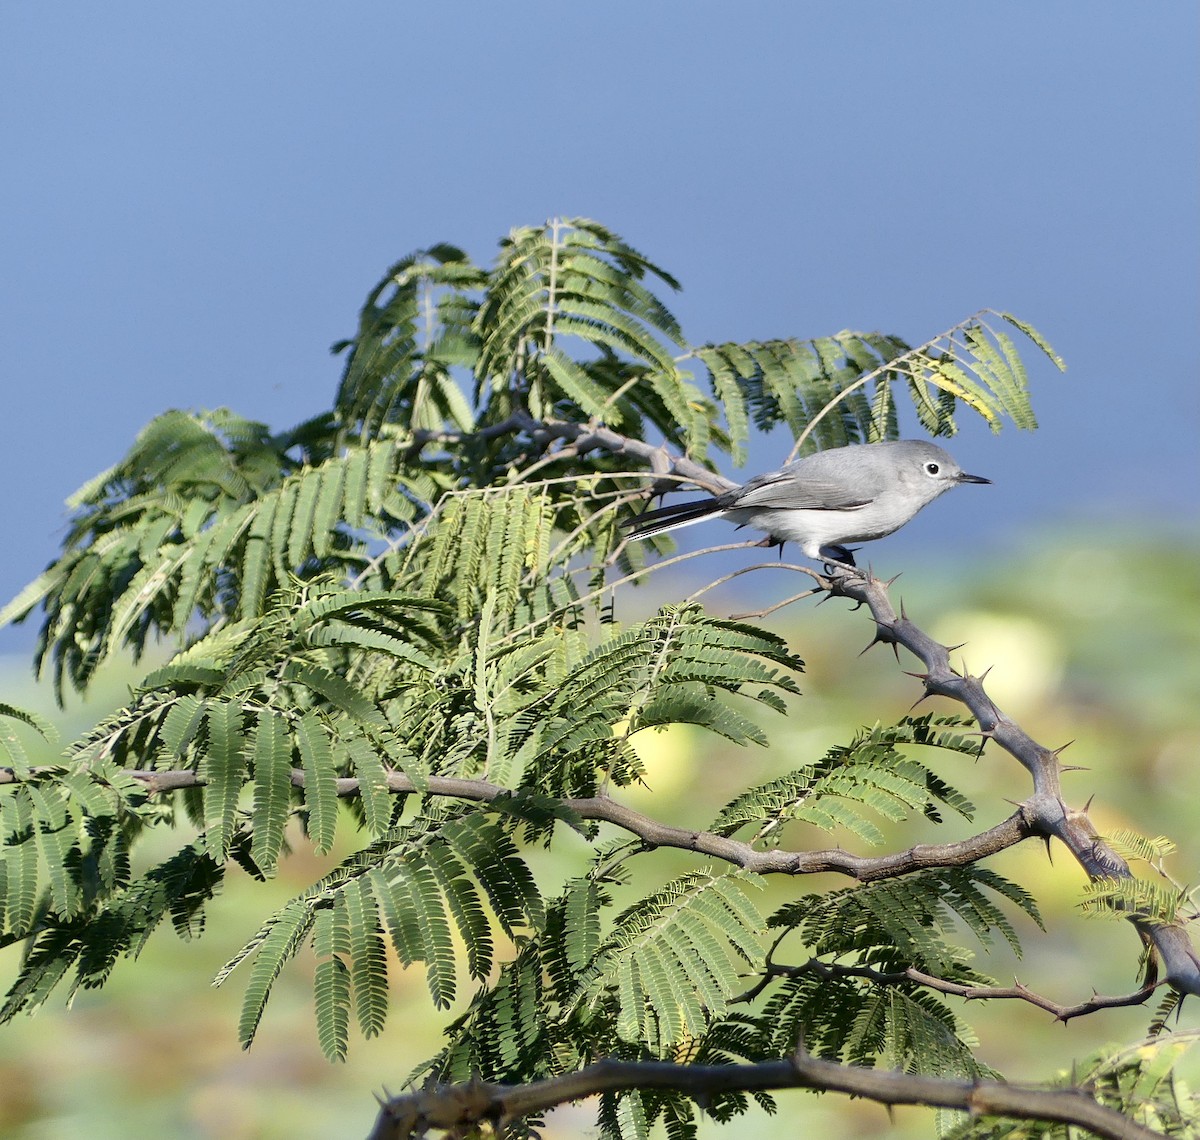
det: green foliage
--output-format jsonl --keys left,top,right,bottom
{"left": 569, "top": 871, "right": 765, "bottom": 1052}
{"left": 0, "top": 219, "right": 1096, "bottom": 1137}
{"left": 1, "top": 221, "right": 1059, "bottom": 700}
{"left": 711, "top": 714, "right": 979, "bottom": 843}
{"left": 0, "top": 412, "right": 448, "bottom": 697}
{"left": 689, "top": 310, "right": 1062, "bottom": 465}
{"left": 0, "top": 700, "right": 57, "bottom": 777}
{"left": 1101, "top": 827, "right": 1177, "bottom": 867}
{"left": 215, "top": 811, "right": 546, "bottom": 1056}
{"left": 1078, "top": 876, "right": 1191, "bottom": 926}
{"left": 771, "top": 866, "right": 1043, "bottom": 974}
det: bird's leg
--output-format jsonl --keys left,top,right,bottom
{"left": 818, "top": 545, "right": 866, "bottom": 579}
{"left": 822, "top": 544, "right": 857, "bottom": 566}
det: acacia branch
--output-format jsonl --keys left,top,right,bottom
{"left": 116, "top": 766, "right": 1034, "bottom": 883}
{"left": 368, "top": 1047, "right": 1164, "bottom": 1140}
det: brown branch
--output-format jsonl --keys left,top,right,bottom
{"left": 367, "top": 1047, "right": 1164, "bottom": 1140}
{"left": 118, "top": 767, "right": 1034, "bottom": 883}
{"left": 779, "top": 958, "right": 1163, "bottom": 1024}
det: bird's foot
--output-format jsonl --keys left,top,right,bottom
{"left": 818, "top": 545, "right": 867, "bottom": 580}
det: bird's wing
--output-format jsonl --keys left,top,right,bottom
{"left": 729, "top": 469, "right": 875, "bottom": 512}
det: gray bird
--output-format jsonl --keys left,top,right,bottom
{"left": 624, "top": 439, "right": 991, "bottom": 567}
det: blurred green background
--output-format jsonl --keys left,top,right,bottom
{"left": 1, "top": 526, "right": 1196, "bottom": 1139}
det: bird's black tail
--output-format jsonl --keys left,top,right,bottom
{"left": 623, "top": 497, "right": 723, "bottom": 540}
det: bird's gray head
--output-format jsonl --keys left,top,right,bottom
{"left": 884, "top": 440, "right": 991, "bottom": 503}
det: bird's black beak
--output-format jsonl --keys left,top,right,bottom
{"left": 958, "top": 472, "right": 991, "bottom": 485}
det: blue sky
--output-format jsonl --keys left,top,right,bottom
{"left": 2, "top": 3, "right": 1197, "bottom": 656}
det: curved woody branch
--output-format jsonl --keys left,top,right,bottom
{"left": 367, "top": 1047, "right": 1166, "bottom": 1140}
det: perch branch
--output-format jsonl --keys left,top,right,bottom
{"left": 823, "top": 568, "right": 1200, "bottom": 997}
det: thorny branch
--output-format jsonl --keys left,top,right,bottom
{"left": 458, "top": 414, "right": 1200, "bottom": 996}
{"left": 366, "top": 1048, "right": 1166, "bottom": 1140}
{"left": 413, "top": 411, "right": 736, "bottom": 497}
{"left": 822, "top": 567, "right": 1200, "bottom": 998}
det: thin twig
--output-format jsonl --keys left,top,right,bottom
{"left": 683, "top": 561, "right": 822, "bottom": 604}
{"left": 761, "top": 958, "right": 1165, "bottom": 1024}
{"left": 729, "top": 588, "right": 824, "bottom": 621}
{"left": 497, "top": 539, "right": 763, "bottom": 648}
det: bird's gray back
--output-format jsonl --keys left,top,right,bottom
{"left": 722, "top": 441, "right": 936, "bottom": 512}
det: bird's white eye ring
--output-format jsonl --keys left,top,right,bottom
{"left": 924, "top": 461, "right": 940, "bottom": 476}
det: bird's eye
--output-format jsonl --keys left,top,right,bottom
{"left": 924, "top": 462, "right": 940, "bottom": 476}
